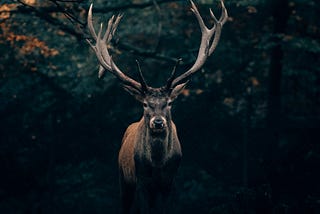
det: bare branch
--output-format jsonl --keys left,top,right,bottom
{"left": 48, "top": 0, "right": 85, "bottom": 27}
{"left": 16, "top": 0, "right": 83, "bottom": 40}
{"left": 116, "top": 41, "right": 178, "bottom": 63}
{"left": 91, "top": 0, "right": 184, "bottom": 13}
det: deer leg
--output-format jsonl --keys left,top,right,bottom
{"left": 119, "top": 170, "right": 136, "bottom": 214}
{"left": 136, "top": 181, "right": 151, "bottom": 214}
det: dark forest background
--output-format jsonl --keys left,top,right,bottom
{"left": 0, "top": 0, "right": 319, "bottom": 213}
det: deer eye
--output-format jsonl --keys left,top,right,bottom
{"left": 168, "top": 101, "right": 173, "bottom": 107}
{"left": 143, "top": 102, "right": 148, "bottom": 108}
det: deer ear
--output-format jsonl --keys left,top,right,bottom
{"left": 122, "top": 85, "right": 145, "bottom": 102}
{"left": 170, "top": 82, "right": 188, "bottom": 100}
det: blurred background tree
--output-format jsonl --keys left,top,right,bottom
{"left": 0, "top": 0, "right": 319, "bottom": 213}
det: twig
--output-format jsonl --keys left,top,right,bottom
{"left": 116, "top": 41, "right": 178, "bottom": 63}
{"left": 16, "top": 0, "right": 83, "bottom": 39}
{"left": 92, "top": 0, "right": 183, "bottom": 13}
{"left": 54, "top": 0, "right": 85, "bottom": 2}
{"left": 48, "top": 0, "right": 85, "bottom": 27}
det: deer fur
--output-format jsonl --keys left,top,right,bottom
{"left": 118, "top": 88, "right": 183, "bottom": 214}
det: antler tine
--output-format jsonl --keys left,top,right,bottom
{"left": 219, "top": 0, "right": 228, "bottom": 25}
{"left": 95, "top": 16, "right": 116, "bottom": 78}
{"left": 87, "top": 4, "right": 97, "bottom": 41}
{"left": 189, "top": 0, "right": 207, "bottom": 34}
{"left": 166, "top": 58, "right": 182, "bottom": 90}
{"left": 87, "top": 4, "right": 142, "bottom": 91}
{"left": 170, "top": 0, "right": 228, "bottom": 88}
{"left": 135, "top": 60, "right": 148, "bottom": 93}
{"left": 111, "top": 14, "right": 123, "bottom": 38}
{"left": 208, "top": 0, "right": 228, "bottom": 54}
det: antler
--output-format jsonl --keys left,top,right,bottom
{"left": 87, "top": 4, "right": 146, "bottom": 93}
{"left": 169, "top": 0, "right": 228, "bottom": 88}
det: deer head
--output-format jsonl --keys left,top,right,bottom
{"left": 86, "top": 0, "right": 228, "bottom": 134}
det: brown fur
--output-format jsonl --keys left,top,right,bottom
{"left": 118, "top": 121, "right": 139, "bottom": 185}
{"left": 118, "top": 116, "right": 182, "bottom": 214}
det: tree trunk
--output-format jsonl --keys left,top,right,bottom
{"left": 266, "top": 0, "right": 290, "bottom": 155}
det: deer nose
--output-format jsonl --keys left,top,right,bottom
{"left": 153, "top": 118, "right": 164, "bottom": 129}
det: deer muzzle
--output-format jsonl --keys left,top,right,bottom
{"left": 150, "top": 116, "right": 167, "bottom": 130}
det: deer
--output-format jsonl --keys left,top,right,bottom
{"left": 86, "top": 1, "right": 228, "bottom": 213}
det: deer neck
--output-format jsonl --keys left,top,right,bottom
{"left": 139, "top": 117, "right": 173, "bottom": 167}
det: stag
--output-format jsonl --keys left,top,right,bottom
{"left": 87, "top": 1, "right": 228, "bottom": 213}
